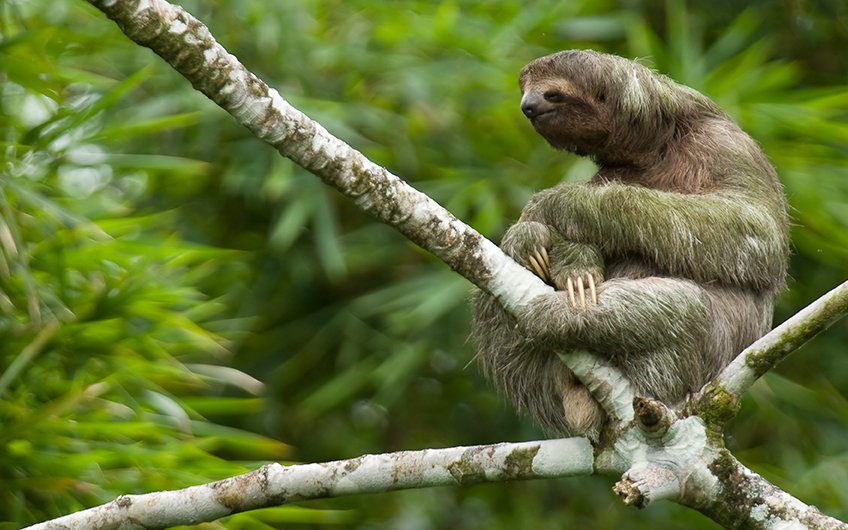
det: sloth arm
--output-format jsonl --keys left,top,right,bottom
{"left": 519, "top": 181, "right": 787, "bottom": 292}
{"left": 518, "top": 276, "right": 711, "bottom": 357}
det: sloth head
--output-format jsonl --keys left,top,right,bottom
{"left": 519, "top": 49, "right": 722, "bottom": 167}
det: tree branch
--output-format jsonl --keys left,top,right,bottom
{"left": 86, "top": 0, "right": 548, "bottom": 312}
{"left": 560, "top": 350, "right": 635, "bottom": 426}
{"left": 23, "top": 439, "right": 593, "bottom": 530}
{"left": 718, "top": 279, "right": 848, "bottom": 396}
{"left": 702, "top": 450, "right": 848, "bottom": 530}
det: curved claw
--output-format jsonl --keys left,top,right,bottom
{"left": 588, "top": 274, "right": 598, "bottom": 304}
{"left": 566, "top": 277, "right": 576, "bottom": 308}
{"left": 534, "top": 249, "right": 550, "bottom": 281}
{"left": 576, "top": 276, "right": 586, "bottom": 309}
{"left": 564, "top": 274, "right": 599, "bottom": 308}
{"left": 527, "top": 253, "right": 546, "bottom": 280}
{"left": 539, "top": 246, "right": 550, "bottom": 274}
{"left": 528, "top": 248, "right": 551, "bottom": 283}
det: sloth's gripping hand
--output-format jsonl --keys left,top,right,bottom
{"left": 501, "top": 221, "right": 553, "bottom": 283}
{"left": 548, "top": 237, "right": 603, "bottom": 308}
{"left": 501, "top": 221, "right": 603, "bottom": 308}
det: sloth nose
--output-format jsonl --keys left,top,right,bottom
{"left": 521, "top": 92, "right": 544, "bottom": 118}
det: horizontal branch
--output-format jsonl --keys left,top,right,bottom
{"left": 594, "top": 406, "right": 848, "bottom": 529}
{"left": 24, "top": 438, "right": 593, "bottom": 530}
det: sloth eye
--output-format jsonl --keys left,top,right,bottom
{"left": 543, "top": 90, "right": 567, "bottom": 103}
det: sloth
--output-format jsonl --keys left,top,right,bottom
{"left": 473, "top": 49, "right": 789, "bottom": 441}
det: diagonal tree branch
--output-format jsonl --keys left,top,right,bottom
{"left": 560, "top": 350, "right": 636, "bottom": 425}
{"left": 23, "top": 438, "right": 593, "bottom": 530}
{"left": 702, "top": 450, "right": 848, "bottom": 530}
{"left": 86, "top": 0, "right": 548, "bottom": 313}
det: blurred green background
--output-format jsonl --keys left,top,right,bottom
{"left": 1, "top": 0, "right": 847, "bottom": 528}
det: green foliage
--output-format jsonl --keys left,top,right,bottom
{"left": 1, "top": 0, "right": 847, "bottom": 529}
{"left": 0, "top": 3, "right": 306, "bottom": 527}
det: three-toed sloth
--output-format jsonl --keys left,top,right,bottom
{"left": 473, "top": 50, "right": 789, "bottom": 441}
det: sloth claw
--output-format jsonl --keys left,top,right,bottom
{"left": 564, "top": 274, "right": 599, "bottom": 309}
{"left": 534, "top": 248, "right": 550, "bottom": 280}
{"left": 540, "top": 246, "right": 550, "bottom": 272}
{"left": 566, "top": 277, "right": 576, "bottom": 308}
{"left": 527, "top": 247, "right": 551, "bottom": 282}
{"left": 577, "top": 276, "right": 586, "bottom": 308}
{"left": 588, "top": 274, "right": 598, "bottom": 304}
{"left": 528, "top": 253, "right": 546, "bottom": 281}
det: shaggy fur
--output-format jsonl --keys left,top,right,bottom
{"left": 473, "top": 50, "right": 789, "bottom": 441}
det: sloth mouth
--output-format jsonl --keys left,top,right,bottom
{"left": 529, "top": 112, "right": 560, "bottom": 132}
{"left": 529, "top": 112, "right": 557, "bottom": 133}
{"left": 528, "top": 110, "right": 555, "bottom": 122}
